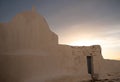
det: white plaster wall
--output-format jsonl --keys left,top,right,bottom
{"left": 0, "top": 11, "right": 58, "bottom": 53}
{"left": 0, "top": 11, "right": 91, "bottom": 82}
{"left": 0, "top": 10, "right": 120, "bottom": 82}
{"left": 0, "top": 46, "right": 91, "bottom": 82}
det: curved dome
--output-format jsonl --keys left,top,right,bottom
{"left": 0, "top": 11, "right": 58, "bottom": 52}
{"left": 11, "top": 11, "right": 51, "bottom": 32}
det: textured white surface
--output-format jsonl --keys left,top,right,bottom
{"left": 0, "top": 10, "right": 120, "bottom": 82}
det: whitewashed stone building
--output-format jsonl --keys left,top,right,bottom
{"left": 0, "top": 8, "right": 120, "bottom": 82}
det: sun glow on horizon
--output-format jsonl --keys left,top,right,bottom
{"left": 58, "top": 24, "right": 120, "bottom": 60}
{"left": 64, "top": 38, "right": 120, "bottom": 60}
{"left": 68, "top": 39, "right": 104, "bottom": 46}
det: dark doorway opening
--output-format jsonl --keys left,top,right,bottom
{"left": 86, "top": 56, "right": 93, "bottom": 74}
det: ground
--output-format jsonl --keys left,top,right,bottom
{"left": 95, "top": 78, "right": 120, "bottom": 82}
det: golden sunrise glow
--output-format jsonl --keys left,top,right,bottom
{"left": 69, "top": 39, "right": 104, "bottom": 46}
{"left": 67, "top": 39, "right": 119, "bottom": 59}
{"left": 66, "top": 39, "right": 120, "bottom": 60}
{"left": 58, "top": 24, "right": 120, "bottom": 60}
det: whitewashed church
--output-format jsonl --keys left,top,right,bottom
{"left": 0, "top": 7, "right": 120, "bottom": 82}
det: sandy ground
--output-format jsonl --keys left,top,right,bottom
{"left": 83, "top": 78, "right": 120, "bottom": 82}
{"left": 95, "top": 78, "right": 120, "bottom": 82}
{"left": 81, "top": 75, "right": 120, "bottom": 82}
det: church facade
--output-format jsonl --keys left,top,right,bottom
{"left": 0, "top": 9, "right": 120, "bottom": 82}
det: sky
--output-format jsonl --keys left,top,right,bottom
{"left": 0, "top": 0, "right": 120, "bottom": 60}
